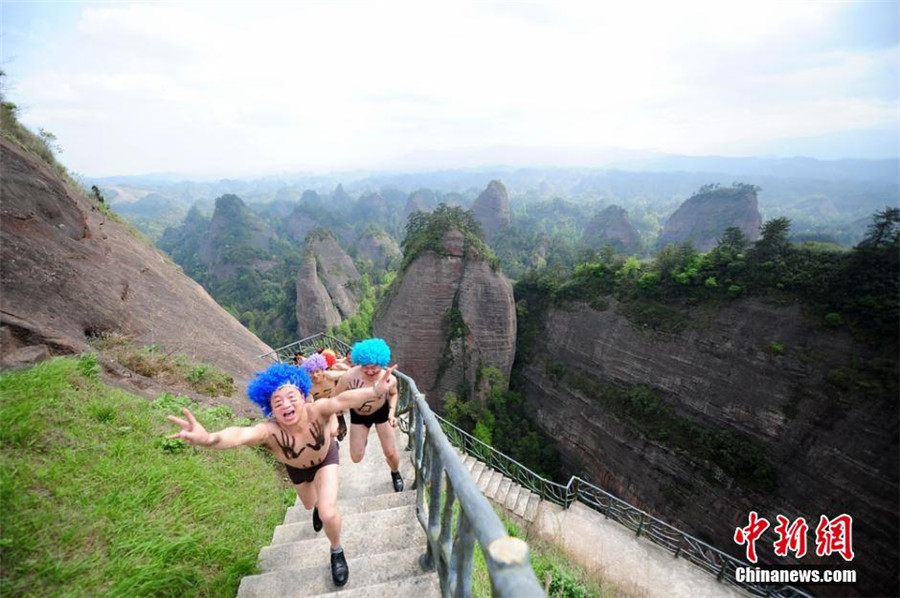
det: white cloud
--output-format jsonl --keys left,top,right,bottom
{"left": 4, "top": 1, "right": 897, "bottom": 176}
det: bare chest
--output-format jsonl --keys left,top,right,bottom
{"left": 266, "top": 419, "right": 332, "bottom": 469}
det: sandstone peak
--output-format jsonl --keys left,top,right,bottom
{"left": 471, "top": 180, "right": 511, "bottom": 243}
{"left": 582, "top": 205, "right": 642, "bottom": 255}
{"left": 658, "top": 184, "right": 761, "bottom": 251}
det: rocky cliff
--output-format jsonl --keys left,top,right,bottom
{"left": 582, "top": 205, "right": 642, "bottom": 254}
{"left": 197, "top": 194, "right": 274, "bottom": 280}
{"left": 520, "top": 297, "right": 897, "bottom": 597}
{"left": 471, "top": 180, "right": 511, "bottom": 243}
{"left": 658, "top": 184, "right": 762, "bottom": 251}
{"left": 373, "top": 229, "right": 516, "bottom": 405}
{"left": 355, "top": 228, "right": 401, "bottom": 271}
{"left": 0, "top": 138, "right": 272, "bottom": 413}
{"left": 294, "top": 234, "right": 361, "bottom": 337}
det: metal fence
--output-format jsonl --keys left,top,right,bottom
{"left": 439, "top": 418, "right": 814, "bottom": 598}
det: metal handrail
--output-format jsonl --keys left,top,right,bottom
{"left": 393, "top": 370, "right": 544, "bottom": 598}
{"left": 440, "top": 417, "right": 814, "bottom": 598}
{"left": 262, "top": 333, "right": 354, "bottom": 363}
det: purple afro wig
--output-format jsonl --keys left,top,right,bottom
{"left": 247, "top": 363, "right": 311, "bottom": 417}
{"left": 303, "top": 353, "right": 328, "bottom": 374}
{"left": 351, "top": 338, "right": 391, "bottom": 367}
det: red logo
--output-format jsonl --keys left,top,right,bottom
{"left": 815, "top": 514, "right": 855, "bottom": 561}
{"left": 734, "top": 512, "right": 854, "bottom": 563}
{"left": 734, "top": 511, "right": 770, "bottom": 563}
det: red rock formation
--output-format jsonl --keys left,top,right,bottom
{"left": 471, "top": 180, "right": 511, "bottom": 243}
{"left": 0, "top": 138, "right": 272, "bottom": 413}
{"left": 373, "top": 229, "right": 515, "bottom": 406}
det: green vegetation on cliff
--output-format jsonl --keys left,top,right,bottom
{"left": 443, "top": 367, "right": 562, "bottom": 479}
{"left": 0, "top": 356, "right": 291, "bottom": 597}
{"left": 518, "top": 209, "right": 899, "bottom": 347}
{"left": 401, "top": 203, "right": 498, "bottom": 269}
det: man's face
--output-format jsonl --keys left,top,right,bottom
{"left": 270, "top": 385, "right": 303, "bottom": 425}
{"left": 310, "top": 369, "right": 324, "bottom": 384}
{"left": 362, "top": 364, "right": 382, "bottom": 378}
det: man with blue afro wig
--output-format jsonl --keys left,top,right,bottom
{"left": 333, "top": 338, "right": 404, "bottom": 492}
{"left": 168, "top": 360, "right": 397, "bottom": 587}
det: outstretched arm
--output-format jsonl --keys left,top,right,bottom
{"left": 318, "top": 365, "right": 397, "bottom": 417}
{"left": 167, "top": 409, "right": 268, "bottom": 449}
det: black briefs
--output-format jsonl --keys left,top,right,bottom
{"left": 350, "top": 400, "right": 390, "bottom": 428}
{"left": 284, "top": 440, "right": 340, "bottom": 485}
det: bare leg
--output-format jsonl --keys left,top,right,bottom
{"left": 349, "top": 423, "right": 369, "bottom": 463}
{"left": 313, "top": 464, "right": 341, "bottom": 549}
{"left": 374, "top": 421, "right": 400, "bottom": 472}
{"left": 294, "top": 480, "right": 318, "bottom": 510}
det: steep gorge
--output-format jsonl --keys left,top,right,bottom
{"left": 518, "top": 296, "right": 897, "bottom": 597}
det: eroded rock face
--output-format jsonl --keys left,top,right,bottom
{"left": 521, "top": 298, "right": 898, "bottom": 597}
{"left": 658, "top": 187, "right": 761, "bottom": 251}
{"left": 294, "top": 235, "right": 361, "bottom": 337}
{"left": 295, "top": 254, "right": 341, "bottom": 338}
{"left": 471, "top": 180, "right": 511, "bottom": 243}
{"left": 582, "top": 205, "right": 642, "bottom": 254}
{"left": 373, "top": 229, "right": 516, "bottom": 405}
{"left": 0, "top": 139, "right": 272, "bottom": 413}
{"left": 355, "top": 230, "right": 401, "bottom": 271}
{"left": 197, "top": 194, "right": 274, "bottom": 280}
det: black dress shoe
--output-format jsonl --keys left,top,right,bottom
{"left": 391, "top": 470, "right": 403, "bottom": 492}
{"left": 331, "top": 549, "right": 349, "bottom": 586}
{"left": 312, "top": 507, "right": 322, "bottom": 533}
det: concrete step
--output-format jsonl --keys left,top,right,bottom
{"left": 478, "top": 469, "right": 496, "bottom": 493}
{"left": 524, "top": 492, "right": 541, "bottom": 522}
{"left": 514, "top": 488, "right": 531, "bottom": 519}
{"left": 308, "top": 572, "right": 440, "bottom": 598}
{"left": 285, "top": 490, "right": 415, "bottom": 523}
{"left": 258, "top": 516, "right": 424, "bottom": 571}
{"left": 504, "top": 483, "right": 521, "bottom": 511}
{"left": 238, "top": 546, "right": 431, "bottom": 597}
{"left": 469, "top": 461, "right": 486, "bottom": 485}
{"left": 485, "top": 472, "right": 504, "bottom": 500}
{"left": 272, "top": 504, "right": 417, "bottom": 545}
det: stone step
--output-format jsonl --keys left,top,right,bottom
{"left": 478, "top": 469, "right": 496, "bottom": 493}
{"left": 524, "top": 492, "right": 541, "bottom": 522}
{"left": 504, "top": 483, "right": 521, "bottom": 511}
{"left": 238, "top": 546, "right": 431, "bottom": 598}
{"left": 514, "top": 488, "right": 532, "bottom": 519}
{"left": 258, "top": 516, "right": 424, "bottom": 572}
{"left": 309, "top": 572, "right": 440, "bottom": 598}
{"left": 485, "top": 471, "right": 504, "bottom": 500}
{"left": 469, "top": 461, "right": 486, "bottom": 485}
{"left": 272, "top": 504, "right": 417, "bottom": 545}
{"left": 285, "top": 489, "right": 415, "bottom": 523}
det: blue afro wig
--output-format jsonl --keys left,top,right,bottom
{"left": 247, "top": 363, "right": 311, "bottom": 417}
{"left": 351, "top": 338, "right": 391, "bottom": 367}
{"left": 303, "top": 353, "right": 328, "bottom": 374}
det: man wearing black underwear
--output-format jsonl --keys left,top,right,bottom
{"left": 332, "top": 338, "right": 403, "bottom": 492}
{"left": 167, "top": 361, "right": 396, "bottom": 587}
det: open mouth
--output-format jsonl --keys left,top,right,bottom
{"left": 282, "top": 407, "right": 297, "bottom": 421}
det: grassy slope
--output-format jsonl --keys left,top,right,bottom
{"left": 0, "top": 356, "right": 293, "bottom": 598}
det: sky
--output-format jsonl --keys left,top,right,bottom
{"left": 1, "top": 1, "right": 898, "bottom": 178}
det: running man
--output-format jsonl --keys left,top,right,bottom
{"left": 332, "top": 338, "right": 403, "bottom": 492}
{"left": 167, "top": 361, "right": 396, "bottom": 586}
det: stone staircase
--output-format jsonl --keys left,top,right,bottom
{"left": 460, "top": 453, "right": 542, "bottom": 524}
{"left": 237, "top": 428, "right": 439, "bottom": 597}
